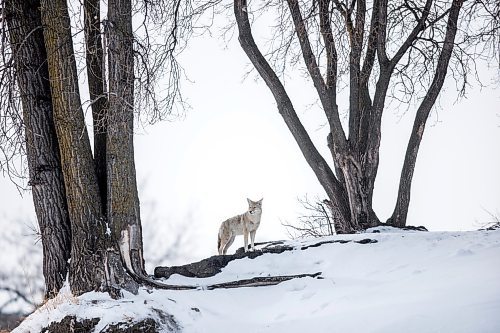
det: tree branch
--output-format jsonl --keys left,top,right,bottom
{"left": 377, "top": 0, "right": 390, "bottom": 66}
{"left": 319, "top": 0, "right": 338, "bottom": 93}
{"left": 286, "top": 0, "right": 326, "bottom": 94}
{"left": 389, "top": 0, "right": 464, "bottom": 227}
{"left": 234, "top": 0, "right": 350, "bottom": 224}
{"left": 360, "top": 0, "right": 381, "bottom": 85}
{"left": 206, "top": 273, "right": 322, "bottom": 290}
{"left": 332, "top": 0, "right": 354, "bottom": 45}
{"left": 286, "top": 0, "right": 347, "bottom": 149}
{"left": 84, "top": 0, "right": 108, "bottom": 214}
{"left": 347, "top": 0, "right": 366, "bottom": 145}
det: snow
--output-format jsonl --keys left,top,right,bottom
{"left": 13, "top": 228, "right": 500, "bottom": 332}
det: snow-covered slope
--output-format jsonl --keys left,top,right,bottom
{"left": 14, "top": 227, "right": 500, "bottom": 332}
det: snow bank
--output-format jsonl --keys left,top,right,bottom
{"left": 13, "top": 228, "right": 500, "bottom": 332}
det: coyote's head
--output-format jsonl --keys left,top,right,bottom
{"left": 247, "top": 198, "right": 263, "bottom": 215}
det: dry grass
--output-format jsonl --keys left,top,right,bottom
{"left": 37, "top": 291, "right": 79, "bottom": 313}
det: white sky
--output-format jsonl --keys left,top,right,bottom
{"left": 1, "top": 9, "right": 499, "bottom": 265}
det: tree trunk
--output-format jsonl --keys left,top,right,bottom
{"left": 339, "top": 155, "right": 380, "bottom": 231}
{"left": 84, "top": 0, "right": 108, "bottom": 214}
{"left": 40, "top": 0, "right": 107, "bottom": 295}
{"left": 4, "top": 0, "right": 71, "bottom": 299}
{"left": 388, "top": 0, "right": 464, "bottom": 227}
{"left": 107, "top": 0, "right": 146, "bottom": 276}
{"left": 40, "top": 0, "right": 138, "bottom": 296}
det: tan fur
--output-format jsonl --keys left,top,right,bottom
{"left": 217, "top": 198, "right": 263, "bottom": 255}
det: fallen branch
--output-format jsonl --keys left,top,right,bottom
{"left": 135, "top": 272, "right": 322, "bottom": 291}
{"left": 205, "top": 272, "right": 322, "bottom": 290}
{"left": 154, "top": 238, "right": 377, "bottom": 279}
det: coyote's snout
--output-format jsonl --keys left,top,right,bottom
{"left": 217, "top": 198, "right": 263, "bottom": 255}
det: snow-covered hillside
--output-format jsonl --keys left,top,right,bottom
{"left": 13, "top": 227, "right": 500, "bottom": 332}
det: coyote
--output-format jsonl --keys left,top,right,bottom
{"left": 217, "top": 198, "right": 263, "bottom": 255}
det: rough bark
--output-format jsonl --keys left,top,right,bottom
{"left": 84, "top": 0, "right": 108, "bottom": 214}
{"left": 107, "top": 0, "right": 146, "bottom": 277}
{"left": 4, "top": 0, "right": 71, "bottom": 299}
{"left": 341, "top": 157, "right": 380, "bottom": 230}
{"left": 389, "top": 0, "right": 464, "bottom": 227}
{"left": 39, "top": 0, "right": 109, "bottom": 295}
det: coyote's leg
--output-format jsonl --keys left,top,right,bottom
{"left": 250, "top": 230, "right": 256, "bottom": 251}
{"left": 244, "top": 231, "right": 249, "bottom": 252}
{"left": 223, "top": 235, "right": 235, "bottom": 255}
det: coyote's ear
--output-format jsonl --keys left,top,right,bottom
{"left": 258, "top": 198, "right": 263, "bottom": 204}
{"left": 247, "top": 198, "right": 252, "bottom": 205}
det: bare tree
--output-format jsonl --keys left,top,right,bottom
{"left": 233, "top": 0, "right": 498, "bottom": 233}
{"left": 282, "top": 196, "right": 337, "bottom": 238}
{"left": 0, "top": 0, "right": 204, "bottom": 298}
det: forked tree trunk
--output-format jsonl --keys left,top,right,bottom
{"left": 39, "top": 0, "right": 137, "bottom": 296}
{"left": 4, "top": 0, "right": 71, "bottom": 299}
{"left": 234, "top": 0, "right": 464, "bottom": 233}
{"left": 40, "top": 0, "right": 107, "bottom": 294}
{"left": 107, "top": 0, "right": 146, "bottom": 276}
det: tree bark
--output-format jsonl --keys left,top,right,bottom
{"left": 40, "top": 0, "right": 109, "bottom": 295}
{"left": 4, "top": 0, "right": 71, "bottom": 299}
{"left": 84, "top": 0, "right": 108, "bottom": 214}
{"left": 107, "top": 0, "right": 146, "bottom": 276}
{"left": 40, "top": 0, "right": 139, "bottom": 296}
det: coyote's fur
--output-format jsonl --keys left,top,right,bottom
{"left": 217, "top": 198, "right": 263, "bottom": 255}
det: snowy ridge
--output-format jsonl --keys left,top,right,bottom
{"left": 13, "top": 227, "right": 500, "bottom": 332}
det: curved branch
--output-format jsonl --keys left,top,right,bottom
{"left": 233, "top": 0, "right": 350, "bottom": 224}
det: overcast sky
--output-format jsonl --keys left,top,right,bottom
{"left": 1, "top": 9, "right": 499, "bottom": 266}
